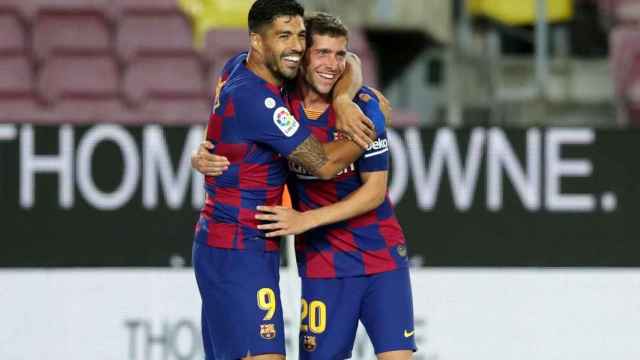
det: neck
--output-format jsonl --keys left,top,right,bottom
{"left": 297, "top": 76, "right": 330, "bottom": 112}
{"left": 246, "top": 50, "right": 283, "bottom": 87}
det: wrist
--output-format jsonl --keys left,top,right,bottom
{"left": 332, "top": 94, "right": 351, "bottom": 109}
{"left": 303, "top": 210, "right": 323, "bottom": 230}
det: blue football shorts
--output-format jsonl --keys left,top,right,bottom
{"left": 299, "top": 267, "right": 416, "bottom": 359}
{"left": 193, "top": 242, "right": 285, "bottom": 360}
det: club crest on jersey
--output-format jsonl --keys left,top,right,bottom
{"left": 273, "top": 107, "right": 300, "bottom": 137}
{"left": 303, "top": 335, "right": 317, "bottom": 352}
{"left": 264, "top": 97, "right": 276, "bottom": 109}
{"left": 260, "top": 324, "right": 277, "bottom": 340}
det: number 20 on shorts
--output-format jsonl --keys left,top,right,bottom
{"left": 300, "top": 298, "right": 326, "bottom": 334}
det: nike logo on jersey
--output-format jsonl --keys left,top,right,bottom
{"left": 404, "top": 329, "right": 415, "bottom": 338}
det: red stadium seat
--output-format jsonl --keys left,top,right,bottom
{"left": 0, "top": 1, "right": 34, "bottom": 20}
{"left": 123, "top": 54, "right": 206, "bottom": 106}
{"left": 38, "top": 53, "right": 119, "bottom": 104}
{"left": 140, "top": 98, "right": 210, "bottom": 124}
{"left": 203, "top": 29, "right": 249, "bottom": 80}
{"left": 610, "top": 27, "right": 640, "bottom": 125}
{"left": 610, "top": 27, "right": 640, "bottom": 97}
{"left": 599, "top": 0, "right": 640, "bottom": 24}
{"left": 116, "top": 13, "right": 195, "bottom": 62}
{"left": 0, "top": 13, "right": 26, "bottom": 54}
{"left": 33, "top": 12, "right": 110, "bottom": 62}
{"left": 0, "top": 55, "right": 33, "bottom": 96}
{"left": 0, "top": 54, "right": 40, "bottom": 122}
{"left": 112, "top": 0, "right": 181, "bottom": 15}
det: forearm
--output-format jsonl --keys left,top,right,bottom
{"left": 303, "top": 180, "right": 383, "bottom": 230}
{"left": 316, "top": 139, "right": 363, "bottom": 178}
{"left": 332, "top": 53, "right": 363, "bottom": 105}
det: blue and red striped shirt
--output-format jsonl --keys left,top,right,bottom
{"left": 195, "top": 53, "right": 310, "bottom": 252}
{"left": 287, "top": 87, "right": 410, "bottom": 278}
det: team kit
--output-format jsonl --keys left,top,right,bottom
{"left": 191, "top": 1, "right": 416, "bottom": 359}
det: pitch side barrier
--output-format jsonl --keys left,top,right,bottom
{"left": 1, "top": 124, "right": 638, "bottom": 267}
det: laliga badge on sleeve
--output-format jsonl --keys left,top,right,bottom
{"left": 273, "top": 107, "right": 300, "bottom": 137}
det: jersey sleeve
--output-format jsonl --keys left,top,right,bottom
{"left": 233, "top": 87, "right": 311, "bottom": 156}
{"left": 356, "top": 91, "right": 389, "bottom": 172}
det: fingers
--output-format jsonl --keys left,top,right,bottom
{"left": 350, "top": 130, "right": 371, "bottom": 149}
{"left": 265, "top": 230, "right": 288, "bottom": 238}
{"left": 358, "top": 93, "right": 372, "bottom": 103}
{"left": 202, "top": 141, "right": 214, "bottom": 150}
{"left": 256, "top": 205, "right": 282, "bottom": 213}
{"left": 254, "top": 213, "right": 278, "bottom": 221}
{"left": 257, "top": 222, "right": 284, "bottom": 230}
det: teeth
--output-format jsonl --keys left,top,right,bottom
{"left": 318, "top": 73, "right": 335, "bottom": 80}
{"left": 283, "top": 56, "right": 300, "bottom": 62}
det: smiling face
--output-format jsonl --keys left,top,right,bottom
{"left": 301, "top": 33, "right": 348, "bottom": 96}
{"left": 258, "top": 15, "right": 306, "bottom": 81}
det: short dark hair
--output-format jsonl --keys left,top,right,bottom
{"left": 304, "top": 12, "right": 349, "bottom": 47}
{"left": 248, "top": 0, "right": 305, "bottom": 33}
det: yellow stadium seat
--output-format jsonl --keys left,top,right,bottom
{"left": 179, "top": 0, "right": 253, "bottom": 47}
{"left": 467, "top": 0, "right": 573, "bottom": 25}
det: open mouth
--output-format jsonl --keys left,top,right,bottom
{"left": 317, "top": 71, "right": 337, "bottom": 81}
{"left": 282, "top": 55, "right": 301, "bottom": 67}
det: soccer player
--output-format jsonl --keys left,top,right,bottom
{"left": 192, "top": 1, "right": 375, "bottom": 360}
{"left": 252, "top": 13, "right": 416, "bottom": 360}
{"left": 196, "top": 11, "right": 416, "bottom": 360}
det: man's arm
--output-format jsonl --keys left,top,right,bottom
{"left": 287, "top": 135, "right": 363, "bottom": 180}
{"left": 255, "top": 171, "right": 387, "bottom": 237}
{"left": 191, "top": 140, "right": 230, "bottom": 176}
{"left": 331, "top": 52, "right": 375, "bottom": 148}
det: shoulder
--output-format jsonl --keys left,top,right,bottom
{"left": 357, "top": 86, "right": 379, "bottom": 101}
{"left": 354, "top": 86, "right": 381, "bottom": 112}
{"left": 220, "top": 52, "right": 248, "bottom": 80}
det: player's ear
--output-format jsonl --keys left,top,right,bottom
{"left": 250, "top": 32, "right": 263, "bottom": 53}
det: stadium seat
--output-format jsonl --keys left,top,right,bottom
{"left": 116, "top": 13, "right": 195, "bottom": 62}
{"left": 599, "top": 0, "right": 640, "bottom": 24}
{"left": 123, "top": 54, "right": 206, "bottom": 106}
{"left": 38, "top": 53, "right": 119, "bottom": 104}
{"left": 33, "top": 12, "right": 110, "bottom": 62}
{"left": 0, "top": 1, "right": 34, "bottom": 20}
{"left": 610, "top": 27, "right": 640, "bottom": 97}
{"left": 610, "top": 27, "right": 640, "bottom": 125}
{"left": 203, "top": 29, "right": 249, "bottom": 80}
{"left": 0, "top": 55, "right": 33, "bottom": 96}
{"left": 24, "top": 0, "right": 113, "bottom": 20}
{"left": 0, "top": 54, "right": 40, "bottom": 122}
{"left": 0, "top": 13, "right": 26, "bottom": 54}
{"left": 140, "top": 98, "right": 210, "bottom": 124}
{"left": 112, "top": 0, "right": 181, "bottom": 15}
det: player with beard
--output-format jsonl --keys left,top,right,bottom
{"left": 255, "top": 13, "right": 416, "bottom": 360}
{"left": 192, "top": 1, "right": 377, "bottom": 359}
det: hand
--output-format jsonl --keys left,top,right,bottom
{"left": 333, "top": 96, "right": 375, "bottom": 149}
{"left": 191, "top": 141, "right": 230, "bottom": 176}
{"left": 255, "top": 206, "right": 315, "bottom": 237}
{"left": 368, "top": 87, "right": 393, "bottom": 127}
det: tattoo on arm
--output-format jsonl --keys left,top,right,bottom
{"left": 288, "top": 136, "right": 328, "bottom": 175}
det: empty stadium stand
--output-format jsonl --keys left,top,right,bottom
{"left": 33, "top": 12, "right": 111, "bottom": 62}
{"left": 0, "top": 0, "right": 380, "bottom": 124}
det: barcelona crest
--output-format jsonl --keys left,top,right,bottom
{"left": 260, "top": 324, "right": 276, "bottom": 340}
{"left": 303, "top": 335, "right": 317, "bottom": 352}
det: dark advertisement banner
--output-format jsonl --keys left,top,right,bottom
{"left": 1, "top": 124, "right": 638, "bottom": 266}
